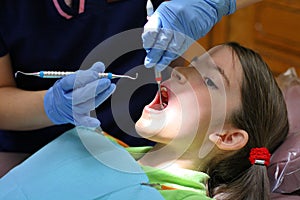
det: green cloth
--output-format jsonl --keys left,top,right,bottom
{"left": 126, "top": 146, "right": 213, "bottom": 200}
{"left": 107, "top": 136, "right": 213, "bottom": 199}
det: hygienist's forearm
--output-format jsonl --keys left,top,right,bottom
{"left": 0, "top": 87, "right": 54, "bottom": 130}
{"left": 236, "top": 0, "right": 262, "bottom": 9}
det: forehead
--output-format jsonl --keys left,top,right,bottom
{"left": 208, "top": 45, "right": 237, "bottom": 70}
{"left": 208, "top": 45, "right": 243, "bottom": 88}
{"left": 190, "top": 45, "right": 243, "bottom": 86}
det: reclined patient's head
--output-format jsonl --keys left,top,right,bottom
{"left": 136, "top": 42, "right": 246, "bottom": 146}
{"left": 135, "top": 42, "right": 289, "bottom": 200}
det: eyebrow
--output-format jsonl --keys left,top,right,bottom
{"left": 191, "top": 56, "right": 230, "bottom": 87}
{"left": 213, "top": 64, "right": 230, "bottom": 87}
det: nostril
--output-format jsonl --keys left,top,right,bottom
{"left": 172, "top": 69, "right": 186, "bottom": 84}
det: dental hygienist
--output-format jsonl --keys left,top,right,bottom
{"left": 0, "top": 0, "right": 261, "bottom": 157}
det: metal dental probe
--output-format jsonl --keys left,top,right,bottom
{"left": 155, "top": 69, "right": 163, "bottom": 109}
{"left": 146, "top": 0, "right": 164, "bottom": 109}
{"left": 14, "top": 71, "right": 138, "bottom": 80}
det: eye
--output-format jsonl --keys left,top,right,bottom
{"left": 204, "top": 77, "right": 218, "bottom": 89}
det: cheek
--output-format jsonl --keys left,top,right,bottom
{"left": 226, "top": 89, "right": 241, "bottom": 113}
{"left": 166, "top": 93, "right": 214, "bottom": 144}
{"left": 206, "top": 90, "right": 229, "bottom": 130}
{"left": 167, "top": 89, "right": 208, "bottom": 138}
{"left": 193, "top": 85, "right": 229, "bottom": 133}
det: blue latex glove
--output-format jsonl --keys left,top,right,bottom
{"left": 44, "top": 62, "right": 116, "bottom": 128}
{"left": 142, "top": 0, "right": 236, "bottom": 71}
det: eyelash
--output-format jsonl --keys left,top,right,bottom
{"left": 204, "top": 77, "right": 218, "bottom": 89}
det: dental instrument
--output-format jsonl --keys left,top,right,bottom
{"left": 14, "top": 71, "right": 138, "bottom": 80}
{"left": 146, "top": 0, "right": 164, "bottom": 109}
{"left": 154, "top": 69, "right": 163, "bottom": 109}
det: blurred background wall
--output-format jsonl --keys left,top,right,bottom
{"left": 198, "top": 0, "right": 300, "bottom": 75}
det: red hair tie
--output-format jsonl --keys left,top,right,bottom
{"left": 249, "top": 147, "right": 271, "bottom": 166}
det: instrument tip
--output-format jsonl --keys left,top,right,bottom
{"left": 14, "top": 71, "right": 21, "bottom": 78}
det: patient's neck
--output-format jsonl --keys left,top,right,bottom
{"left": 138, "top": 143, "right": 206, "bottom": 172}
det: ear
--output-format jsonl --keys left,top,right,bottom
{"left": 209, "top": 129, "right": 249, "bottom": 151}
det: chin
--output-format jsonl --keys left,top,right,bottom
{"left": 135, "top": 105, "right": 168, "bottom": 139}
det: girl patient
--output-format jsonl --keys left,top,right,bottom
{"left": 0, "top": 42, "right": 289, "bottom": 200}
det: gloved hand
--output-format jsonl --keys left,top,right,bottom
{"left": 44, "top": 62, "right": 116, "bottom": 128}
{"left": 142, "top": 0, "right": 236, "bottom": 71}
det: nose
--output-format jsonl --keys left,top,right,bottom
{"left": 171, "top": 67, "right": 187, "bottom": 84}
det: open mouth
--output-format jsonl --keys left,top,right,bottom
{"left": 148, "top": 86, "right": 169, "bottom": 111}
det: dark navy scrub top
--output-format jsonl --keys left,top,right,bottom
{"left": 0, "top": 0, "right": 163, "bottom": 153}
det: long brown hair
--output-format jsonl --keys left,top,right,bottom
{"left": 206, "top": 42, "right": 289, "bottom": 200}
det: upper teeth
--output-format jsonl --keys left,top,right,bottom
{"left": 161, "top": 86, "right": 168, "bottom": 98}
{"left": 161, "top": 86, "right": 167, "bottom": 91}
